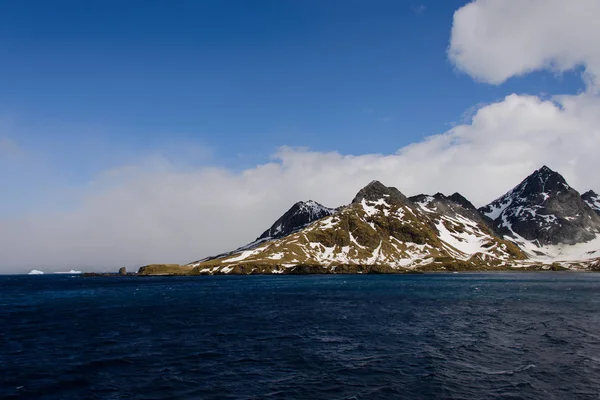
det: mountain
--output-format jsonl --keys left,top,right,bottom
{"left": 352, "top": 180, "right": 410, "bottom": 204}
{"left": 582, "top": 190, "right": 600, "bottom": 215}
{"left": 409, "top": 192, "right": 492, "bottom": 230}
{"left": 187, "top": 200, "right": 335, "bottom": 265}
{"left": 447, "top": 192, "right": 477, "bottom": 211}
{"left": 479, "top": 166, "right": 600, "bottom": 260}
{"left": 257, "top": 200, "right": 336, "bottom": 241}
{"left": 137, "top": 166, "right": 600, "bottom": 275}
{"left": 182, "top": 181, "right": 524, "bottom": 275}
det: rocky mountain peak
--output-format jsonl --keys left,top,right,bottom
{"left": 582, "top": 190, "right": 600, "bottom": 215}
{"left": 480, "top": 166, "right": 570, "bottom": 221}
{"left": 448, "top": 192, "right": 477, "bottom": 211}
{"left": 408, "top": 192, "right": 488, "bottom": 230}
{"left": 409, "top": 192, "right": 476, "bottom": 211}
{"left": 257, "top": 200, "right": 335, "bottom": 240}
{"left": 520, "top": 165, "right": 570, "bottom": 195}
{"left": 479, "top": 166, "right": 600, "bottom": 246}
{"left": 351, "top": 180, "right": 409, "bottom": 205}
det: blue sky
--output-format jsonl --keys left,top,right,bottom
{"left": 1, "top": 0, "right": 585, "bottom": 174}
{"left": 2, "top": 0, "right": 599, "bottom": 271}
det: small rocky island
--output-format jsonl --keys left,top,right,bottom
{"left": 82, "top": 266, "right": 136, "bottom": 277}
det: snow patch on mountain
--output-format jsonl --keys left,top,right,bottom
{"left": 361, "top": 198, "right": 390, "bottom": 217}
{"left": 435, "top": 213, "right": 515, "bottom": 261}
{"left": 483, "top": 198, "right": 513, "bottom": 220}
{"left": 298, "top": 200, "right": 335, "bottom": 220}
{"left": 436, "top": 220, "right": 487, "bottom": 259}
{"left": 507, "top": 232, "right": 600, "bottom": 261}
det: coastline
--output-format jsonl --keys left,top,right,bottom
{"left": 76, "top": 262, "right": 600, "bottom": 277}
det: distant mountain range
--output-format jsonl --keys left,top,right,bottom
{"left": 139, "top": 166, "right": 600, "bottom": 275}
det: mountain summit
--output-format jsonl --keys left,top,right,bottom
{"left": 257, "top": 200, "right": 335, "bottom": 241}
{"left": 479, "top": 166, "right": 600, "bottom": 246}
{"left": 351, "top": 180, "right": 410, "bottom": 205}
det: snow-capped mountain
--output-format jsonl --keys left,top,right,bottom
{"left": 257, "top": 200, "right": 336, "bottom": 241}
{"left": 186, "top": 181, "right": 524, "bottom": 274}
{"left": 479, "top": 166, "right": 600, "bottom": 261}
{"left": 407, "top": 191, "right": 524, "bottom": 263}
{"left": 582, "top": 190, "right": 600, "bottom": 215}
{"left": 187, "top": 200, "right": 335, "bottom": 265}
{"left": 409, "top": 192, "right": 483, "bottom": 223}
{"left": 139, "top": 166, "right": 600, "bottom": 275}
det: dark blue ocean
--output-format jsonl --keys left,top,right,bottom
{"left": 2, "top": 273, "right": 600, "bottom": 399}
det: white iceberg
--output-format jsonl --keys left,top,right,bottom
{"left": 28, "top": 270, "right": 44, "bottom": 275}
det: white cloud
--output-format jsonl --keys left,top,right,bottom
{"left": 1, "top": 91, "right": 600, "bottom": 273}
{"left": 449, "top": 0, "right": 600, "bottom": 88}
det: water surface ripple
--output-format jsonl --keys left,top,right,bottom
{"left": 1, "top": 273, "right": 600, "bottom": 399}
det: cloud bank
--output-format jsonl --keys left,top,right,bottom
{"left": 2, "top": 0, "right": 600, "bottom": 273}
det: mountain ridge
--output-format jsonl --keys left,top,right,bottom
{"left": 139, "top": 166, "right": 600, "bottom": 275}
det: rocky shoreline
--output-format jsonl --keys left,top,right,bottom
{"left": 79, "top": 261, "right": 600, "bottom": 277}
